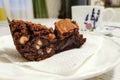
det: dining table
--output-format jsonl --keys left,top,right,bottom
{"left": 0, "top": 19, "right": 120, "bottom": 80}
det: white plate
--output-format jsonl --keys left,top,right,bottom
{"left": 0, "top": 33, "right": 120, "bottom": 80}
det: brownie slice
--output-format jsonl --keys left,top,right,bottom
{"left": 54, "top": 19, "right": 86, "bottom": 52}
{"left": 8, "top": 19, "right": 86, "bottom": 61}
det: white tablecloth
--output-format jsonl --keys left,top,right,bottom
{"left": 0, "top": 19, "right": 120, "bottom": 80}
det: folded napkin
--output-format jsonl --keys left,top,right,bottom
{"left": 0, "top": 33, "right": 104, "bottom": 75}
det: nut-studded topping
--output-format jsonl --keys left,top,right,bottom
{"left": 46, "top": 47, "right": 52, "bottom": 54}
{"left": 19, "top": 36, "right": 29, "bottom": 44}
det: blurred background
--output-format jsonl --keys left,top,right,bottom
{"left": 0, "top": 0, "right": 120, "bottom": 22}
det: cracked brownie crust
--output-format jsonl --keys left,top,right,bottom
{"left": 9, "top": 19, "right": 86, "bottom": 61}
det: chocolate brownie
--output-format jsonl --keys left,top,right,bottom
{"left": 8, "top": 19, "right": 86, "bottom": 61}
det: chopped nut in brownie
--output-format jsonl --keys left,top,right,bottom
{"left": 8, "top": 19, "right": 86, "bottom": 61}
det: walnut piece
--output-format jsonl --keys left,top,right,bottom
{"left": 36, "top": 39, "right": 42, "bottom": 49}
{"left": 36, "top": 39, "right": 42, "bottom": 46}
{"left": 46, "top": 47, "right": 52, "bottom": 54}
{"left": 19, "top": 36, "right": 29, "bottom": 44}
{"left": 36, "top": 45, "right": 40, "bottom": 49}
